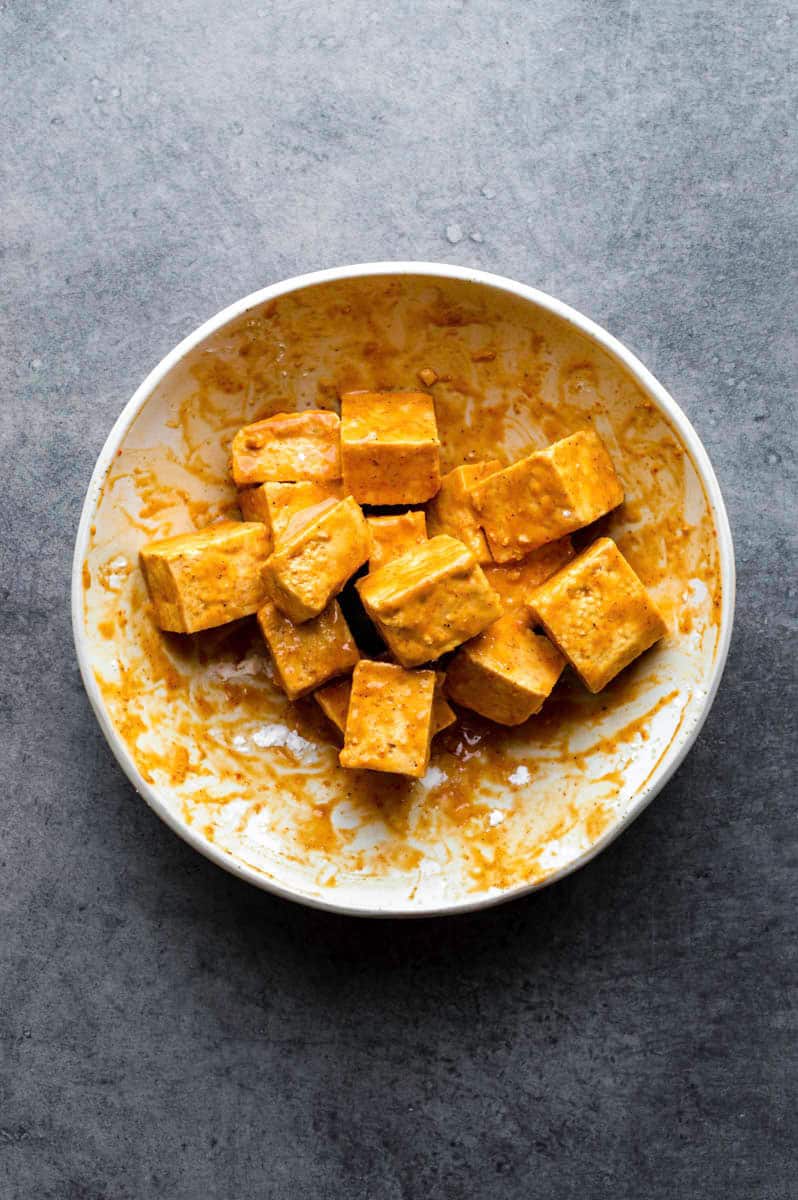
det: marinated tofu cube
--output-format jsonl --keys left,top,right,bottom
{"left": 262, "top": 495, "right": 370, "bottom": 623}
{"left": 484, "top": 537, "right": 575, "bottom": 611}
{"left": 237, "top": 484, "right": 271, "bottom": 528}
{"left": 259, "top": 480, "right": 345, "bottom": 546}
{"left": 231, "top": 410, "right": 341, "bottom": 487}
{"left": 367, "top": 511, "right": 427, "bottom": 572}
{"left": 357, "top": 534, "right": 502, "bottom": 667}
{"left": 339, "top": 661, "right": 436, "bottom": 777}
{"left": 471, "top": 430, "right": 624, "bottom": 561}
{"left": 316, "top": 669, "right": 455, "bottom": 738}
{"left": 431, "top": 671, "right": 457, "bottom": 734}
{"left": 426, "top": 460, "right": 501, "bottom": 562}
{"left": 446, "top": 613, "right": 565, "bottom": 725}
{"left": 140, "top": 521, "right": 270, "bottom": 633}
{"left": 315, "top": 676, "right": 353, "bottom": 735}
{"left": 257, "top": 599, "right": 358, "bottom": 700}
{"left": 530, "top": 537, "right": 667, "bottom": 693}
{"left": 239, "top": 479, "right": 342, "bottom": 538}
{"left": 340, "top": 391, "right": 441, "bottom": 505}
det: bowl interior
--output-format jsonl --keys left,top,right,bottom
{"left": 77, "top": 271, "right": 727, "bottom": 914}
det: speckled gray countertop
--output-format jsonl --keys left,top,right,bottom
{"left": 2, "top": 2, "right": 796, "bottom": 1197}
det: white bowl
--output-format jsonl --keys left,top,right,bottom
{"left": 72, "top": 263, "right": 734, "bottom": 917}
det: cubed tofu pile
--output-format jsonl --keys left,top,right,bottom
{"left": 140, "top": 392, "right": 668, "bottom": 778}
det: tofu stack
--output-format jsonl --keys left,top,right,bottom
{"left": 139, "top": 391, "right": 667, "bottom": 778}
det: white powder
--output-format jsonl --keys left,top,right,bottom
{"left": 419, "top": 765, "right": 447, "bottom": 789}
{"left": 251, "top": 724, "right": 316, "bottom": 757}
{"left": 228, "top": 724, "right": 318, "bottom": 759}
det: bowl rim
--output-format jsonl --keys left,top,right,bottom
{"left": 71, "top": 261, "right": 735, "bottom": 918}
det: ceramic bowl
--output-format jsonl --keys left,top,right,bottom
{"left": 72, "top": 263, "right": 734, "bottom": 916}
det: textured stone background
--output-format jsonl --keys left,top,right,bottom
{"left": 2, "top": 1, "right": 796, "bottom": 1196}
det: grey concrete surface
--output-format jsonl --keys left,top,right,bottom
{"left": 1, "top": 1, "right": 796, "bottom": 1196}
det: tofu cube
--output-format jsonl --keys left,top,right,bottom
{"left": 470, "top": 430, "right": 624, "bottom": 561}
{"left": 446, "top": 613, "right": 565, "bottom": 725}
{"left": 530, "top": 537, "right": 668, "bottom": 693}
{"left": 237, "top": 484, "right": 272, "bottom": 531}
{"left": 262, "top": 495, "right": 370, "bottom": 623}
{"left": 314, "top": 676, "right": 353, "bottom": 735}
{"left": 357, "top": 534, "right": 503, "bottom": 667}
{"left": 231, "top": 410, "right": 341, "bottom": 487}
{"left": 483, "top": 537, "right": 575, "bottom": 611}
{"left": 316, "top": 669, "right": 455, "bottom": 738}
{"left": 257, "top": 599, "right": 358, "bottom": 700}
{"left": 140, "top": 521, "right": 270, "bottom": 633}
{"left": 431, "top": 671, "right": 457, "bottom": 734}
{"left": 259, "top": 481, "right": 345, "bottom": 545}
{"left": 426, "top": 460, "right": 500, "bottom": 562}
{"left": 367, "top": 511, "right": 427, "bottom": 572}
{"left": 340, "top": 391, "right": 440, "bottom": 505}
{"left": 339, "top": 661, "right": 436, "bottom": 777}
